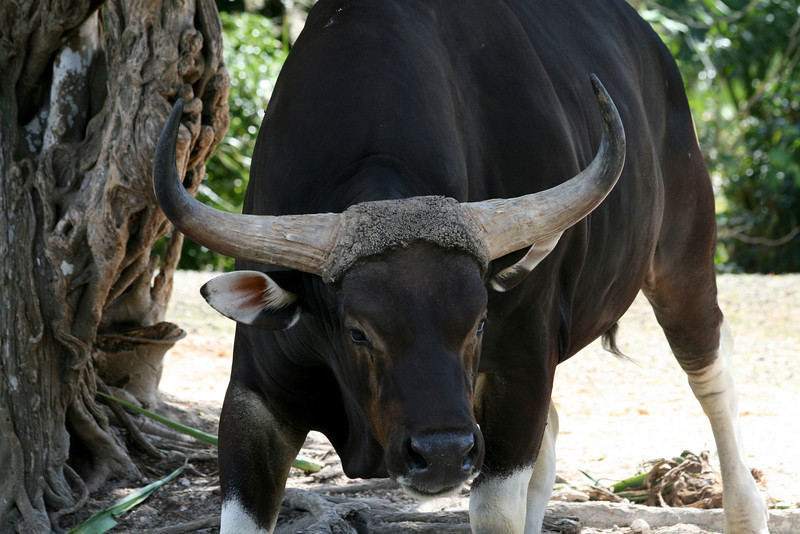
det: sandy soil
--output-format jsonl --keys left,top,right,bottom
{"left": 66, "top": 272, "right": 799, "bottom": 533}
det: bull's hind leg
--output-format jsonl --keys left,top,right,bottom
{"left": 687, "top": 318, "right": 769, "bottom": 532}
{"left": 643, "top": 251, "right": 769, "bottom": 533}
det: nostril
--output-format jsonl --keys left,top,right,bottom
{"left": 461, "top": 455, "right": 474, "bottom": 472}
{"left": 406, "top": 438, "right": 428, "bottom": 470}
{"left": 460, "top": 434, "right": 476, "bottom": 472}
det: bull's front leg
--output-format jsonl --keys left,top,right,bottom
{"left": 218, "top": 383, "right": 307, "bottom": 534}
{"left": 469, "top": 371, "right": 557, "bottom": 534}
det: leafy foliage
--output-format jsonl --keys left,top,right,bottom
{"left": 641, "top": 0, "right": 800, "bottom": 272}
{"left": 177, "top": 11, "right": 287, "bottom": 270}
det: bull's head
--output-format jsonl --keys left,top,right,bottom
{"left": 153, "top": 75, "right": 624, "bottom": 497}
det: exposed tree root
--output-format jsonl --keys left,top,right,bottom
{"left": 66, "top": 376, "right": 141, "bottom": 492}
{"left": 148, "top": 515, "right": 221, "bottom": 534}
{"left": 275, "top": 488, "right": 581, "bottom": 534}
{"left": 275, "top": 490, "right": 800, "bottom": 534}
{"left": 96, "top": 380, "right": 163, "bottom": 459}
{"left": 0, "top": 407, "right": 50, "bottom": 533}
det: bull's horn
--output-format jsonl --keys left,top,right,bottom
{"left": 462, "top": 74, "right": 626, "bottom": 261}
{"left": 153, "top": 99, "right": 341, "bottom": 274}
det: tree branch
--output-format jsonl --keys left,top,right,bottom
{"left": 641, "top": 0, "right": 762, "bottom": 31}
{"left": 721, "top": 222, "right": 800, "bottom": 247}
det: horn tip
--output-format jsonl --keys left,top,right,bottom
{"left": 588, "top": 73, "right": 609, "bottom": 102}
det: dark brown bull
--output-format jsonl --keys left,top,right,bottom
{"left": 154, "top": 1, "right": 769, "bottom": 532}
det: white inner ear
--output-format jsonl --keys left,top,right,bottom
{"left": 490, "top": 233, "right": 563, "bottom": 292}
{"left": 201, "top": 271, "right": 297, "bottom": 325}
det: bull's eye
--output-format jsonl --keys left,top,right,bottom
{"left": 348, "top": 327, "right": 369, "bottom": 345}
{"left": 477, "top": 319, "right": 486, "bottom": 334}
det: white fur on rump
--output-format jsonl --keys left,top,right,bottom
{"left": 685, "top": 318, "right": 769, "bottom": 533}
{"left": 202, "top": 271, "right": 297, "bottom": 326}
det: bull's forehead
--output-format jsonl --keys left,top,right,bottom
{"left": 338, "top": 244, "right": 487, "bottom": 339}
{"left": 322, "top": 196, "right": 489, "bottom": 283}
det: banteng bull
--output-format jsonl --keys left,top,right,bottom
{"left": 154, "top": 0, "right": 769, "bottom": 532}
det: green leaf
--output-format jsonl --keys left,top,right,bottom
{"left": 292, "top": 455, "right": 323, "bottom": 473}
{"left": 66, "top": 465, "right": 185, "bottom": 534}
{"left": 578, "top": 469, "right": 600, "bottom": 486}
{"left": 609, "top": 472, "right": 649, "bottom": 493}
{"left": 97, "top": 391, "right": 218, "bottom": 445}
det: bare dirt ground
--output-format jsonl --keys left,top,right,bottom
{"left": 64, "top": 272, "right": 799, "bottom": 533}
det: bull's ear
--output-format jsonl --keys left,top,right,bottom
{"left": 489, "top": 233, "right": 563, "bottom": 292}
{"left": 200, "top": 271, "right": 301, "bottom": 330}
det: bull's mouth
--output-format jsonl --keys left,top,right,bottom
{"left": 395, "top": 478, "right": 468, "bottom": 500}
{"left": 393, "top": 467, "right": 479, "bottom": 500}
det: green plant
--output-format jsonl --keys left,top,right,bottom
{"left": 66, "top": 465, "right": 185, "bottom": 533}
{"left": 641, "top": 0, "right": 800, "bottom": 272}
{"left": 718, "top": 77, "right": 800, "bottom": 272}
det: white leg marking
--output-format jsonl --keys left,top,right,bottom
{"left": 525, "top": 400, "right": 559, "bottom": 533}
{"left": 469, "top": 466, "right": 533, "bottom": 533}
{"left": 469, "top": 401, "right": 558, "bottom": 534}
{"left": 686, "top": 319, "right": 769, "bottom": 534}
{"left": 221, "top": 497, "right": 272, "bottom": 534}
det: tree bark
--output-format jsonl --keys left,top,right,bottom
{"left": 0, "top": 0, "right": 229, "bottom": 530}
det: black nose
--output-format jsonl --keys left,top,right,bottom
{"left": 403, "top": 431, "right": 479, "bottom": 493}
{"left": 408, "top": 432, "right": 475, "bottom": 470}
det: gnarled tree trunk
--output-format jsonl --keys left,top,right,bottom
{"left": 0, "top": 0, "right": 229, "bottom": 530}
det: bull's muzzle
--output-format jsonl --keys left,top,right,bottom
{"left": 391, "top": 429, "right": 484, "bottom": 497}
